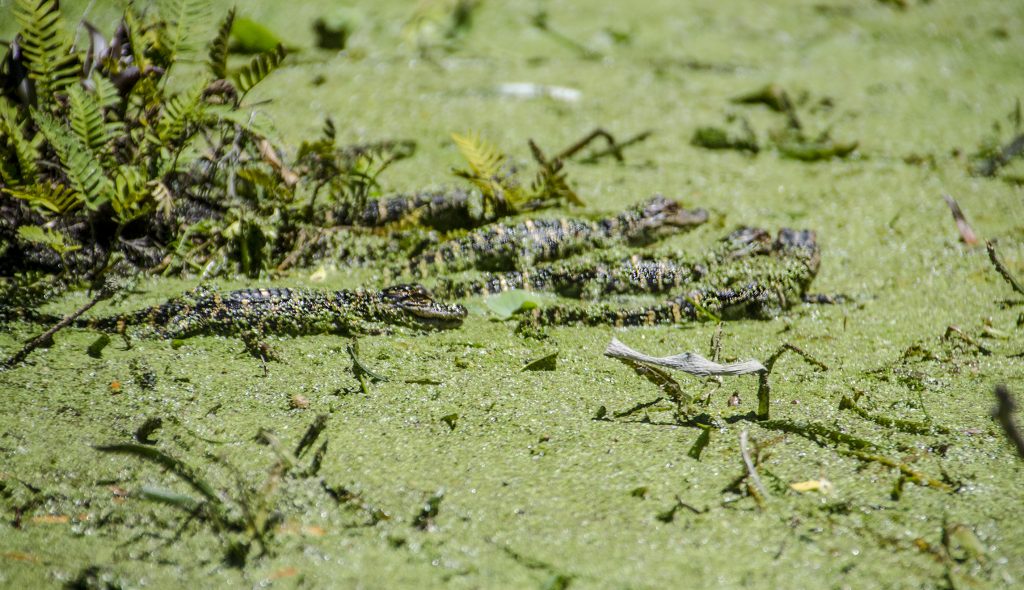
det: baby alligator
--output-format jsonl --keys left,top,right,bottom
{"left": 335, "top": 188, "right": 488, "bottom": 231}
{"left": 439, "top": 228, "right": 819, "bottom": 300}
{"left": 516, "top": 229, "right": 820, "bottom": 327}
{"left": 45, "top": 284, "right": 467, "bottom": 339}
{"left": 396, "top": 196, "right": 708, "bottom": 277}
{"left": 526, "top": 283, "right": 778, "bottom": 327}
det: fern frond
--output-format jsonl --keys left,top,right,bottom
{"left": 208, "top": 8, "right": 235, "bottom": 79}
{"left": 530, "top": 159, "right": 581, "bottom": 206}
{"left": 91, "top": 75, "right": 121, "bottom": 110}
{"left": 34, "top": 109, "right": 114, "bottom": 209}
{"left": 68, "top": 85, "right": 111, "bottom": 160}
{"left": 452, "top": 132, "right": 504, "bottom": 180}
{"left": 111, "top": 166, "right": 152, "bottom": 222}
{"left": 4, "top": 183, "right": 83, "bottom": 215}
{"left": 157, "top": 0, "right": 209, "bottom": 60}
{"left": 157, "top": 81, "right": 206, "bottom": 143}
{"left": 0, "top": 103, "right": 41, "bottom": 184}
{"left": 149, "top": 180, "right": 174, "bottom": 218}
{"left": 233, "top": 44, "right": 287, "bottom": 98}
{"left": 121, "top": 10, "right": 157, "bottom": 73}
{"left": 13, "top": 0, "right": 79, "bottom": 102}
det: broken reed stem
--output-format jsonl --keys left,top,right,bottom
{"left": 993, "top": 384, "right": 1024, "bottom": 459}
{"left": 756, "top": 343, "right": 828, "bottom": 420}
{"left": 986, "top": 240, "right": 1024, "bottom": 297}
{"left": 2, "top": 288, "right": 112, "bottom": 370}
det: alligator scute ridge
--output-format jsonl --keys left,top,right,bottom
{"left": 62, "top": 284, "right": 467, "bottom": 339}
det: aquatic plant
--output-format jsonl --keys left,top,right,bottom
{"left": 0, "top": 1, "right": 413, "bottom": 280}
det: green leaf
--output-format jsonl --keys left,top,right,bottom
{"left": 137, "top": 485, "right": 201, "bottom": 512}
{"left": 17, "top": 225, "right": 80, "bottom": 254}
{"left": 87, "top": 334, "right": 111, "bottom": 358}
{"left": 522, "top": 351, "right": 558, "bottom": 371}
{"left": 94, "top": 443, "right": 221, "bottom": 505}
{"left": 233, "top": 44, "right": 287, "bottom": 97}
{"left": 484, "top": 289, "right": 547, "bottom": 320}
{"left": 208, "top": 8, "right": 235, "bottom": 79}
{"left": 230, "top": 17, "right": 286, "bottom": 54}
{"left": 440, "top": 413, "right": 459, "bottom": 431}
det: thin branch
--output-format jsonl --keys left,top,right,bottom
{"left": 2, "top": 288, "right": 113, "bottom": 370}
{"left": 986, "top": 240, "right": 1024, "bottom": 297}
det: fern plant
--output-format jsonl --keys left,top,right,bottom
{"left": 0, "top": 2, "right": 418, "bottom": 279}
{"left": 0, "top": 2, "right": 294, "bottom": 276}
{"left": 451, "top": 132, "right": 581, "bottom": 215}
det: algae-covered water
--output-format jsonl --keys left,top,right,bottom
{"left": 2, "top": 1, "right": 1024, "bottom": 588}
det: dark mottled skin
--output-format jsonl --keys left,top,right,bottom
{"left": 439, "top": 227, "right": 818, "bottom": 302}
{"left": 526, "top": 283, "right": 778, "bottom": 327}
{"left": 338, "top": 188, "right": 485, "bottom": 231}
{"left": 507, "top": 228, "right": 820, "bottom": 327}
{"left": 396, "top": 196, "right": 708, "bottom": 277}
{"left": 68, "top": 284, "right": 467, "bottom": 338}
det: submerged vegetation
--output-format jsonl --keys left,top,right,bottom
{"left": 1, "top": 0, "right": 1023, "bottom": 588}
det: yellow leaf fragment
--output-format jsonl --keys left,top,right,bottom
{"left": 790, "top": 478, "right": 833, "bottom": 494}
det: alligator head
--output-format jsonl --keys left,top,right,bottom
{"left": 630, "top": 196, "right": 709, "bottom": 239}
{"left": 380, "top": 284, "right": 467, "bottom": 330}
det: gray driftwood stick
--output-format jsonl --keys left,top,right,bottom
{"left": 604, "top": 337, "right": 766, "bottom": 377}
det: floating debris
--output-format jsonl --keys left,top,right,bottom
{"left": 941, "top": 194, "right": 979, "bottom": 246}
{"left": 604, "top": 337, "right": 766, "bottom": 378}
{"left": 497, "top": 82, "right": 582, "bottom": 103}
{"left": 522, "top": 351, "right": 558, "bottom": 371}
{"left": 790, "top": 478, "right": 833, "bottom": 494}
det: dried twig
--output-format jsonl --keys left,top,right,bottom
{"left": 942, "top": 325, "right": 992, "bottom": 356}
{"left": 2, "top": 287, "right": 113, "bottom": 370}
{"left": 576, "top": 131, "right": 653, "bottom": 164}
{"left": 739, "top": 429, "right": 767, "bottom": 506}
{"left": 553, "top": 128, "right": 652, "bottom": 164}
{"left": 993, "top": 385, "right": 1024, "bottom": 459}
{"left": 941, "top": 194, "right": 979, "bottom": 246}
{"left": 986, "top": 240, "right": 1024, "bottom": 297}
{"left": 972, "top": 134, "right": 1024, "bottom": 177}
